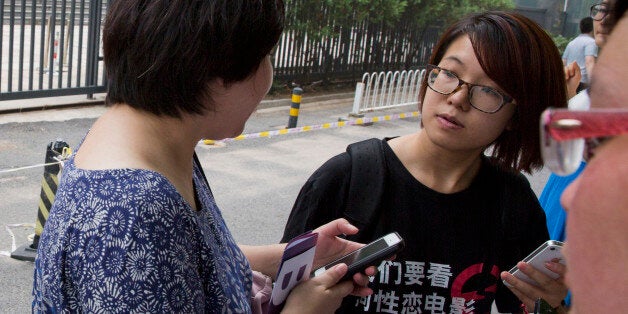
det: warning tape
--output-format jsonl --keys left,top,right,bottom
{"left": 0, "top": 112, "right": 420, "bottom": 173}
{"left": 202, "top": 111, "right": 420, "bottom": 145}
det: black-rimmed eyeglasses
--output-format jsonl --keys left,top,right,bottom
{"left": 425, "top": 64, "right": 514, "bottom": 114}
{"left": 590, "top": 3, "right": 613, "bottom": 21}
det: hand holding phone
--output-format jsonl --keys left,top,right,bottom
{"left": 507, "top": 240, "right": 565, "bottom": 286}
{"left": 311, "top": 232, "right": 405, "bottom": 281}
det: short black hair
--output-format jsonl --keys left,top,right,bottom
{"left": 580, "top": 16, "right": 593, "bottom": 33}
{"left": 103, "top": 0, "right": 285, "bottom": 117}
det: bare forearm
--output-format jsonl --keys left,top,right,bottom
{"left": 585, "top": 56, "right": 596, "bottom": 81}
{"left": 240, "top": 243, "right": 287, "bottom": 279}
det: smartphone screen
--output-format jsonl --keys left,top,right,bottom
{"left": 312, "top": 232, "right": 404, "bottom": 280}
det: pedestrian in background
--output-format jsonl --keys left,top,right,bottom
{"left": 562, "top": 17, "right": 597, "bottom": 93}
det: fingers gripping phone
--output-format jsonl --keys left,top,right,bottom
{"left": 507, "top": 240, "right": 565, "bottom": 286}
{"left": 311, "top": 232, "right": 405, "bottom": 281}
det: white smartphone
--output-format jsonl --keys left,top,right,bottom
{"left": 507, "top": 240, "right": 565, "bottom": 286}
{"left": 311, "top": 232, "right": 405, "bottom": 281}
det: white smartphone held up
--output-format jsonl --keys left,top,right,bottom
{"left": 311, "top": 232, "right": 405, "bottom": 281}
{"left": 507, "top": 240, "right": 565, "bottom": 286}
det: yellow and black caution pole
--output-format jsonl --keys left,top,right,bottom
{"left": 11, "top": 140, "right": 70, "bottom": 262}
{"left": 287, "top": 87, "right": 303, "bottom": 128}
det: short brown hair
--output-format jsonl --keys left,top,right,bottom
{"left": 419, "top": 11, "right": 567, "bottom": 173}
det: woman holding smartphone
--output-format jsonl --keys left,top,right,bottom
{"left": 282, "top": 11, "right": 568, "bottom": 313}
{"left": 32, "top": 1, "right": 374, "bottom": 312}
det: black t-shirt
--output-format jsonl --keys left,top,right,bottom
{"left": 282, "top": 138, "right": 549, "bottom": 313}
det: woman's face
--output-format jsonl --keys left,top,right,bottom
{"left": 421, "top": 35, "right": 516, "bottom": 152}
{"left": 593, "top": 0, "right": 616, "bottom": 47}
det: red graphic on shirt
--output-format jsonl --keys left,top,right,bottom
{"left": 451, "top": 263, "right": 499, "bottom": 301}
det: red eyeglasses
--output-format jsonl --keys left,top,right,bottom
{"left": 540, "top": 107, "right": 628, "bottom": 175}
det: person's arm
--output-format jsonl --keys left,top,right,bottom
{"left": 241, "top": 219, "right": 375, "bottom": 314}
{"left": 287, "top": 219, "right": 376, "bottom": 305}
{"left": 242, "top": 218, "right": 375, "bottom": 280}
{"left": 564, "top": 61, "right": 581, "bottom": 99}
{"left": 584, "top": 41, "right": 598, "bottom": 82}
{"left": 501, "top": 261, "right": 569, "bottom": 313}
{"left": 240, "top": 243, "right": 286, "bottom": 279}
{"left": 282, "top": 263, "right": 354, "bottom": 314}
{"left": 585, "top": 55, "right": 596, "bottom": 82}
{"left": 498, "top": 183, "right": 567, "bottom": 312}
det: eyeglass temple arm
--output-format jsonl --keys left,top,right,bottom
{"left": 546, "top": 111, "right": 628, "bottom": 141}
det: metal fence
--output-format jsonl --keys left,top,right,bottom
{"left": 1, "top": 0, "right": 108, "bottom": 101}
{"left": 350, "top": 69, "right": 426, "bottom": 116}
{"left": 273, "top": 21, "right": 440, "bottom": 86}
{"left": 1, "top": 1, "right": 440, "bottom": 103}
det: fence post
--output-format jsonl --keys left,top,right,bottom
{"left": 350, "top": 82, "right": 365, "bottom": 117}
{"left": 287, "top": 87, "right": 303, "bottom": 128}
{"left": 11, "top": 140, "right": 70, "bottom": 262}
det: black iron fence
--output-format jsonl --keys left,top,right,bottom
{"left": 1, "top": 1, "right": 440, "bottom": 104}
{"left": 273, "top": 19, "right": 440, "bottom": 86}
{"left": 1, "top": 0, "right": 108, "bottom": 101}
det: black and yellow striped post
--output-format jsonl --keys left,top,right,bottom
{"left": 11, "top": 140, "right": 70, "bottom": 262}
{"left": 287, "top": 87, "right": 303, "bottom": 128}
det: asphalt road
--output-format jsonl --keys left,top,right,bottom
{"left": 0, "top": 98, "right": 550, "bottom": 312}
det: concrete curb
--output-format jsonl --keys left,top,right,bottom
{"left": 0, "top": 92, "right": 356, "bottom": 115}
{"left": 260, "top": 92, "right": 355, "bottom": 109}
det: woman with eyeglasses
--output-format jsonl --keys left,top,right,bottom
{"left": 282, "top": 11, "right": 569, "bottom": 314}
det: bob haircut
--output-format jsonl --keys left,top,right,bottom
{"left": 419, "top": 11, "right": 567, "bottom": 173}
{"left": 103, "top": 0, "right": 285, "bottom": 117}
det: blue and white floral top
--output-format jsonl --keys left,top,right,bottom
{"left": 32, "top": 153, "right": 252, "bottom": 313}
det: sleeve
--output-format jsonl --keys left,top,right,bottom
{"left": 584, "top": 41, "right": 598, "bottom": 58}
{"left": 495, "top": 173, "right": 550, "bottom": 313}
{"left": 280, "top": 153, "right": 352, "bottom": 243}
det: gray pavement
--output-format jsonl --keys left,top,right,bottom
{"left": 0, "top": 95, "right": 550, "bottom": 312}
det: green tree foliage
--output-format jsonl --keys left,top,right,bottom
{"left": 404, "top": 0, "right": 515, "bottom": 27}
{"left": 551, "top": 33, "right": 573, "bottom": 55}
{"left": 284, "top": 0, "right": 515, "bottom": 37}
{"left": 285, "top": 0, "right": 409, "bottom": 40}
{"left": 277, "top": 0, "right": 516, "bottom": 86}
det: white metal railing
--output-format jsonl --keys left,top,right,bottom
{"left": 350, "top": 69, "right": 425, "bottom": 116}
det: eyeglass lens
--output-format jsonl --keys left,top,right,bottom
{"left": 591, "top": 4, "right": 609, "bottom": 21}
{"left": 427, "top": 66, "right": 505, "bottom": 113}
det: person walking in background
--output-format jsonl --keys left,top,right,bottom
{"left": 31, "top": 0, "right": 375, "bottom": 312}
{"left": 282, "top": 11, "right": 568, "bottom": 314}
{"left": 562, "top": 17, "right": 597, "bottom": 93}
